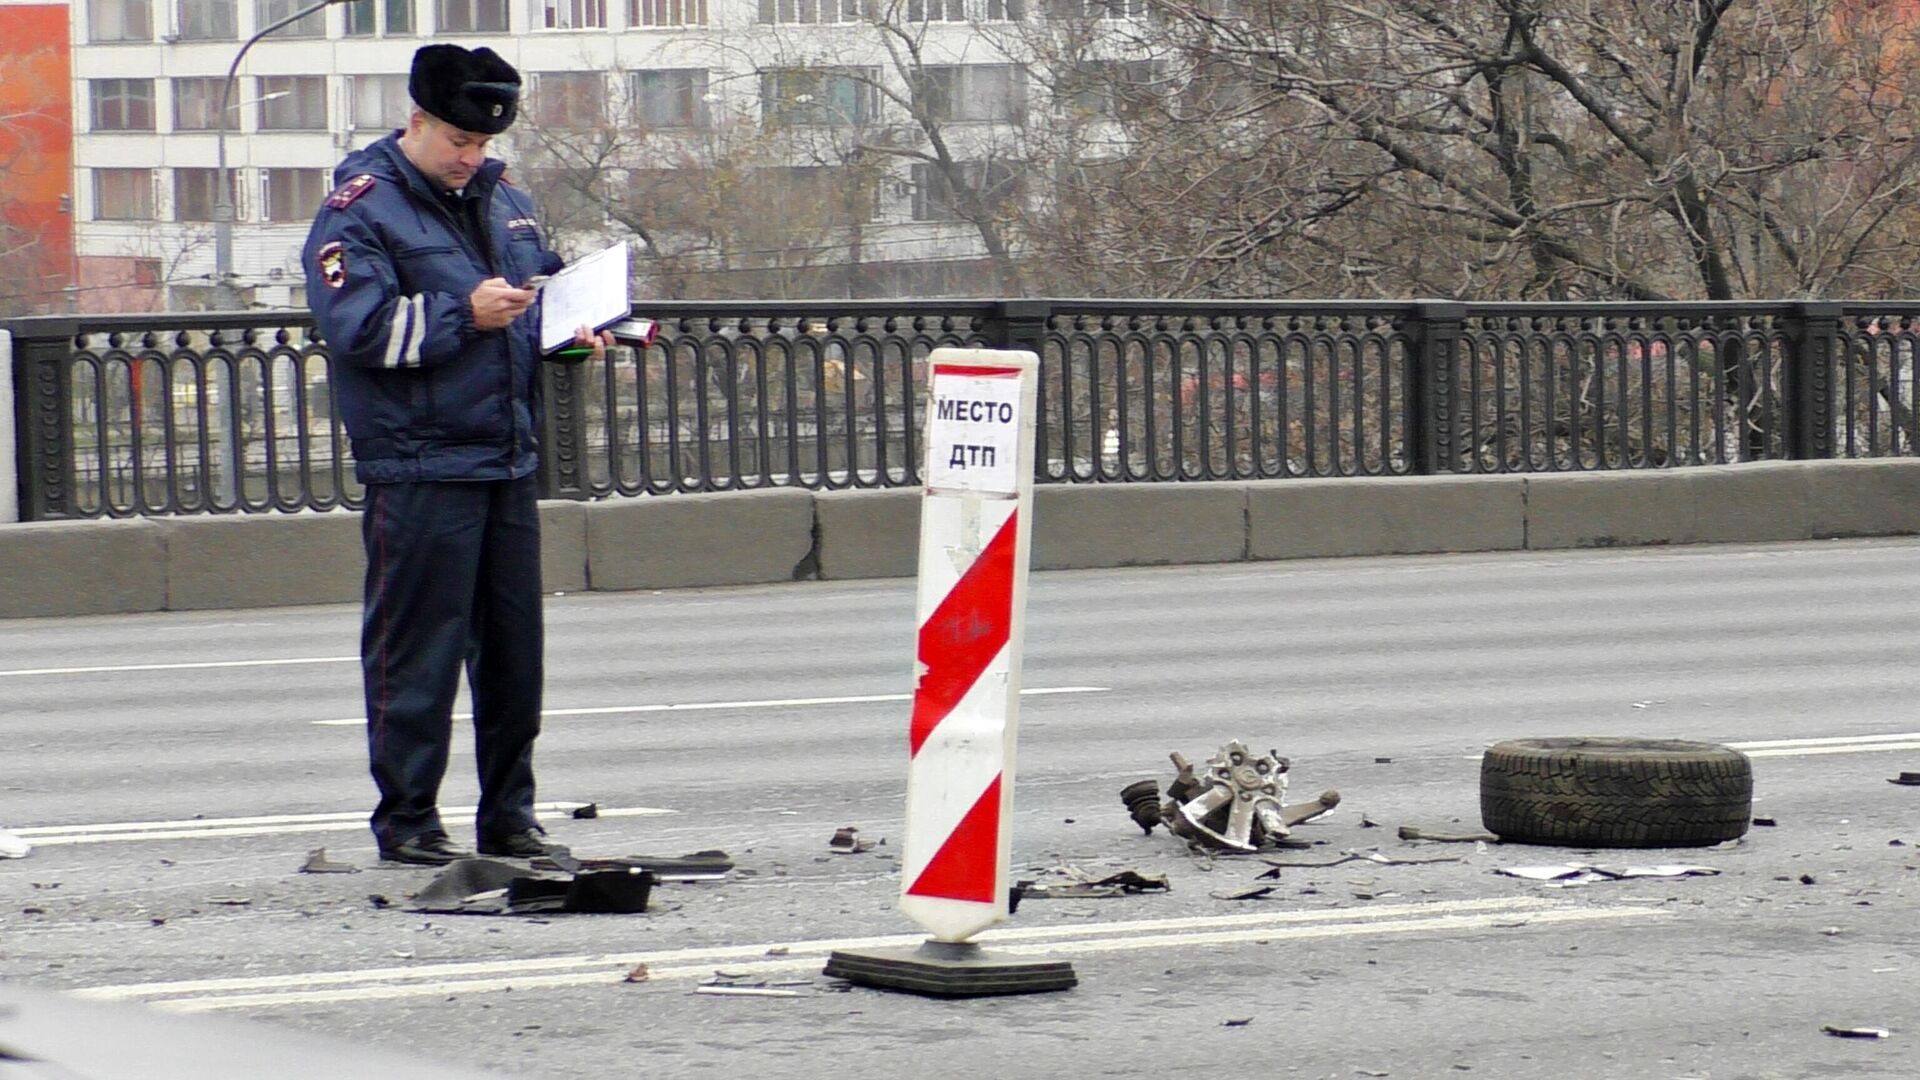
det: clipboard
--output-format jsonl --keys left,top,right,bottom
{"left": 536, "top": 242, "right": 630, "bottom": 353}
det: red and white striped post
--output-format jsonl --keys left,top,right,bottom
{"left": 825, "top": 347, "right": 1074, "bottom": 995}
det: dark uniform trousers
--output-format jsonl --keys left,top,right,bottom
{"left": 361, "top": 475, "right": 544, "bottom": 849}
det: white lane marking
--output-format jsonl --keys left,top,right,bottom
{"left": 0, "top": 656, "right": 358, "bottom": 678}
{"left": 158, "top": 907, "right": 1656, "bottom": 1012}
{"left": 309, "top": 685, "right": 1112, "bottom": 726}
{"left": 14, "top": 803, "right": 672, "bottom": 846}
{"left": 1467, "top": 732, "right": 1920, "bottom": 761}
{"left": 68, "top": 897, "right": 1652, "bottom": 1010}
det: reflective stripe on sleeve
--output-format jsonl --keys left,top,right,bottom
{"left": 381, "top": 294, "right": 426, "bottom": 369}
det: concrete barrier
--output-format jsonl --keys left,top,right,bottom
{"left": 0, "top": 518, "right": 167, "bottom": 618}
{"left": 585, "top": 487, "right": 814, "bottom": 591}
{"left": 7, "top": 460, "right": 1920, "bottom": 619}
{"left": 1248, "top": 474, "right": 1526, "bottom": 560}
{"left": 1031, "top": 482, "right": 1247, "bottom": 570}
{"left": 159, "top": 512, "right": 364, "bottom": 611}
{"left": 813, "top": 488, "right": 920, "bottom": 580}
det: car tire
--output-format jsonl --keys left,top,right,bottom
{"left": 1480, "top": 737, "right": 1753, "bottom": 848}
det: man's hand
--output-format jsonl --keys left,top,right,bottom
{"left": 470, "top": 277, "right": 536, "bottom": 331}
{"left": 571, "top": 325, "right": 616, "bottom": 362}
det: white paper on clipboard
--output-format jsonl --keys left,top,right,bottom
{"left": 538, "top": 242, "right": 630, "bottom": 352}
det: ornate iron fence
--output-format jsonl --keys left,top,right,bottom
{"left": 6, "top": 300, "right": 1916, "bottom": 520}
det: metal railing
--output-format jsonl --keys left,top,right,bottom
{"left": 7, "top": 299, "right": 1916, "bottom": 520}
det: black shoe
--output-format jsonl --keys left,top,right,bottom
{"left": 478, "top": 827, "right": 554, "bottom": 858}
{"left": 378, "top": 832, "right": 472, "bottom": 866}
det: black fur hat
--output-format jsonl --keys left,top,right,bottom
{"left": 409, "top": 44, "right": 521, "bottom": 134}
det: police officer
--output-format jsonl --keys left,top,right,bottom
{"left": 303, "top": 45, "right": 611, "bottom": 865}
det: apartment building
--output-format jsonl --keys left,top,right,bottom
{"left": 61, "top": 0, "right": 1142, "bottom": 309}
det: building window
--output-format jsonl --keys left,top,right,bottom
{"left": 174, "top": 168, "right": 238, "bottom": 221}
{"left": 912, "top": 160, "right": 1018, "bottom": 221}
{"left": 917, "top": 65, "right": 1025, "bottom": 124}
{"left": 531, "top": 72, "right": 603, "bottom": 128}
{"left": 345, "top": 0, "right": 415, "bottom": 33}
{"left": 263, "top": 169, "right": 328, "bottom": 223}
{"left": 761, "top": 67, "right": 880, "bottom": 127}
{"left": 629, "top": 0, "right": 704, "bottom": 26}
{"left": 95, "top": 169, "right": 155, "bottom": 220}
{"left": 1042, "top": 0, "right": 1143, "bottom": 16}
{"left": 438, "top": 0, "right": 508, "bottom": 31}
{"left": 90, "top": 0, "right": 153, "bottom": 41}
{"left": 350, "top": 74, "right": 412, "bottom": 130}
{"left": 756, "top": 0, "right": 863, "bottom": 24}
{"left": 91, "top": 79, "right": 156, "bottom": 131}
{"left": 631, "top": 69, "right": 708, "bottom": 129}
{"left": 258, "top": 76, "right": 328, "bottom": 130}
{"left": 176, "top": 0, "right": 237, "bottom": 38}
{"left": 173, "top": 78, "right": 237, "bottom": 132}
{"left": 255, "top": 0, "right": 325, "bottom": 35}
{"left": 535, "top": 0, "right": 605, "bottom": 27}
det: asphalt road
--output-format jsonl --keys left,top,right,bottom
{"left": 3, "top": 538, "right": 1918, "bottom": 1079}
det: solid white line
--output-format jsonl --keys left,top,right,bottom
{"left": 1745, "top": 741, "right": 1920, "bottom": 758}
{"left": 16, "top": 803, "right": 673, "bottom": 846}
{"left": 1466, "top": 732, "right": 1920, "bottom": 762}
{"left": 152, "top": 905, "right": 1657, "bottom": 1013}
{"left": 0, "top": 656, "right": 358, "bottom": 678}
{"left": 1726, "top": 732, "right": 1920, "bottom": 750}
{"left": 309, "top": 686, "right": 1112, "bottom": 726}
{"left": 77, "top": 897, "right": 1558, "bottom": 1001}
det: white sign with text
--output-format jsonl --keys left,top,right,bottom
{"left": 925, "top": 362, "right": 1025, "bottom": 496}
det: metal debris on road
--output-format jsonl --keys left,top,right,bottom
{"left": 1494, "top": 863, "right": 1720, "bottom": 885}
{"left": 1259, "top": 849, "right": 1463, "bottom": 876}
{"left": 624, "top": 963, "right": 651, "bottom": 983}
{"left": 1398, "top": 826, "right": 1501, "bottom": 843}
{"left": 829, "top": 826, "right": 876, "bottom": 854}
{"left": 1822, "top": 1025, "right": 1891, "bottom": 1039}
{"left": 1209, "top": 885, "right": 1277, "bottom": 901}
{"left": 1889, "top": 772, "right": 1920, "bottom": 787}
{"left": 695, "top": 986, "right": 803, "bottom": 998}
{"left": 1222, "top": 1017, "right": 1254, "bottom": 1027}
{"left": 530, "top": 850, "right": 732, "bottom": 882}
{"left": 298, "top": 848, "right": 359, "bottom": 874}
{"left": 1123, "top": 742, "right": 1341, "bottom": 852}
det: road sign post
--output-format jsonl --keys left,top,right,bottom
{"left": 824, "top": 348, "right": 1075, "bottom": 996}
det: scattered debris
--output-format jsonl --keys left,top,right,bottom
{"left": 571, "top": 803, "right": 601, "bottom": 819}
{"left": 1360, "top": 815, "right": 1381, "bottom": 829}
{"left": 1222, "top": 1017, "right": 1254, "bottom": 1027}
{"left": 625, "top": 963, "right": 651, "bottom": 983}
{"left": 1209, "top": 885, "right": 1277, "bottom": 901}
{"left": 829, "top": 827, "right": 875, "bottom": 854}
{"left": 1123, "top": 742, "right": 1341, "bottom": 852}
{"left": 695, "top": 985, "right": 802, "bottom": 998}
{"left": 1015, "top": 871, "right": 1169, "bottom": 902}
{"left": 1801, "top": 874, "right": 1817, "bottom": 885}
{"left": 765, "top": 946, "right": 790, "bottom": 957}
{"left": 208, "top": 897, "right": 252, "bottom": 906}
{"left": 1822, "top": 1025, "right": 1891, "bottom": 1039}
{"left": 410, "top": 858, "right": 655, "bottom": 916}
{"left": 530, "top": 850, "right": 731, "bottom": 883}
{"left": 367, "top": 894, "right": 393, "bottom": 909}
{"left": 1260, "top": 849, "right": 1462, "bottom": 876}
{"left": 1889, "top": 772, "right": 1920, "bottom": 787}
{"left": 1495, "top": 863, "right": 1720, "bottom": 885}
{"left": 299, "top": 848, "right": 359, "bottom": 874}
{"left": 1374, "top": 757, "right": 1392, "bottom": 764}
{"left": 0, "top": 828, "right": 30, "bottom": 860}
{"left": 1398, "top": 826, "right": 1500, "bottom": 843}
{"left": 1752, "top": 817, "right": 1777, "bottom": 827}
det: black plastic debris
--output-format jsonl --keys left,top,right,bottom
{"left": 1752, "top": 817, "right": 1778, "bottom": 827}
{"left": 1209, "top": 885, "right": 1276, "bottom": 901}
{"left": 299, "top": 848, "right": 359, "bottom": 874}
{"left": 410, "top": 858, "right": 654, "bottom": 916}
{"left": 829, "top": 827, "right": 875, "bottom": 854}
{"left": 571, "top": 803, "right": 601, "bottom": 819}
{"left": 1822, "top": 1025, "right": 1890, "bottom": 1039}
{"left": 1009, "top": 871, "right": 1169, "bottom": 912}
{"left": 530, "top": 850, "right": 732, "bottom": 882}
{"left": 1889, "top": 772, "right": 1920, "bottom": 787}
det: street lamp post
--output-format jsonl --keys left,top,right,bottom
{"left": 212, "top": 0, "right": 348, "bottom": 310}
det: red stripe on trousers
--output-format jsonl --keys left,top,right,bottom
{"left": 908, "top": 509, "right": 1018, "bottom": 757}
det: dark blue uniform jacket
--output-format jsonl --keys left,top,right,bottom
{"left": 303, "top": 133, "right": 564, "bottom": 484}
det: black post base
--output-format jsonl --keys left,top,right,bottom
{"left": 823, "top": 940, "right": 1076, "bottom": 997}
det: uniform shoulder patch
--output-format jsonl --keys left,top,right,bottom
{"left": 315, "top": 241, "right": 347, "bottom": 289}
{"left": 326, "top": 174, "right": 377, "bottom": 210}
